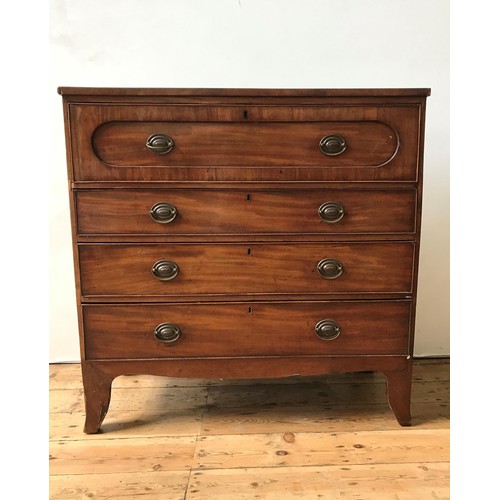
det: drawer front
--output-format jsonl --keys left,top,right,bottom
{"left": 79, "top": 242, "right": 414, "bottom": 297}
{"left": 83, "top": 301, "right": 411, "bottom": 359}
{"left": 76, "top": 189, "right": 416, "bottom": 235}
{"left": 70, "top": 104, "right": 420, "bottom": 181}
{"left": 93, "top": 121, "right": 397, "bottom": 167}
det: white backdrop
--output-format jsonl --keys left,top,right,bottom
{"left": 49, "top": 0, "right": 450, "bottom": 361}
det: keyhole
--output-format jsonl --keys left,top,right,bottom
{"left": 243, "top": 110, "right": 248, "bottom": 119}
{"left": 248, "top": 306, "right": 253, "bottom": 314}
{"left": 246, "top": 194, "right": 251, "bottom": 202}
{"left": 247, "top": 248, "right": 252, "bottom": 255}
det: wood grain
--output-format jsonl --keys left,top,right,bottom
{"left": 60, "top": 88, "right": 429, "bottom": 433}
{"left": 92, "top": 120, "right": 398, "bottom": 167}
{"left": 193, "top": 429, "right": 449, "bottom": 468}
{"left": 50, "top": 386, "right": 208, "bottom": 414}
{"left": 47, "top": 358, "right": 449, "bottom": 389}
{"left": 186, "top": 463, "right": 449, "bottom": 499}
{"left": 50, "top": 436, "right": 197, "bottom": 474}
{"left": 76, "top": 188, "right": 417, "bottom": 236}
{"left": 58, "top": 87, "right": 432, "bottom": 97}
{"left": 49, "top": 360, "right": 449, "bottom": 499}
{"left": 83, "top": 301, "right": 411, "bottom": 360}
{"left": 78, "top": 242, "right": 415, "bottom": 297}
{"left": 69, "top": 103, "right": 420, "bottom": 182}
{"left": 50, "top": 472, "right": 190, "bottom": 500}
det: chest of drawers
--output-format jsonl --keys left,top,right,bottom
{"left": 58, "top": 87, "right": 430, "bottom": 433}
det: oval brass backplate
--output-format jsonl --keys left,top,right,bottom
{"left": 151, "top": 260, "right": 179, "bottom": 281}
{"left": 150, "top": 202, "right": 178, "bottom": 223}
{"left": 154, "top": 323, "right": 182, "bottom": 343}
{"left": 317, "top": 258, "right": 344, "bottom": 279}
{"left": 315, "top": 319, "right": 341, "bottom": 340}
{"left": 319, "top": 135, "right": 347, "bottom": 156}
{"left": 146, "top": 133, "right": 174, "bottom": 155}
{"left": 318, "top": 201, "right": 345, "bottom": 223}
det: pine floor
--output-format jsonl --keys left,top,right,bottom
{"left": 49, "top": 359, "right": 450, "bottom": 499}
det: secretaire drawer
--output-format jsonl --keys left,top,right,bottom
{"left": 76, "top": 189, "right": 417, "bottom": 235}
{"left": 69, "top": 104, "right": 420, "bottom": 181}
{"left": 83, "top": 300, "right": 411, "bottom": 360}
{"left": 78, "top": 242, "right": 414, "bottom": 297}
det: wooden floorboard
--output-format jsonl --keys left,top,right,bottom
{"left": 49, "top": 359, "right": 450, "bottom": 499}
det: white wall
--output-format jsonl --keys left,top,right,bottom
{"left": 49, "top": 0, "right": 450, "bottom": 361}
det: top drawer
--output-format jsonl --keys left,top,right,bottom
{"left": 68, "top": 104, "right": 421, "bottom": 182}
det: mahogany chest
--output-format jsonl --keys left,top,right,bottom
{"left": 58, "top": 87, "right": 430, "bottom": 433}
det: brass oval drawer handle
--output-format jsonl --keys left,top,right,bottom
{"left": 154, "top": 322, "right": 182, "bottom": 343}
{"left": 146, "top": 133, "right": 174, "bottom": 154}
{"left": 150, "top": 202, "right": 178, "bottom": 224}
{"left": 315, "top": 319, "right": 341, "bottom": 340}
{"left": 151, "top": 259, "right": 179, "bottom": 281}
{"left": 317, "top": 258, "right": 344, "bottom": 279}
{"left": 318, "top": 201, "right": 345, "bottom": 223}
{"left": 319, "top": 135, "right": 347, "bottom": 156}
